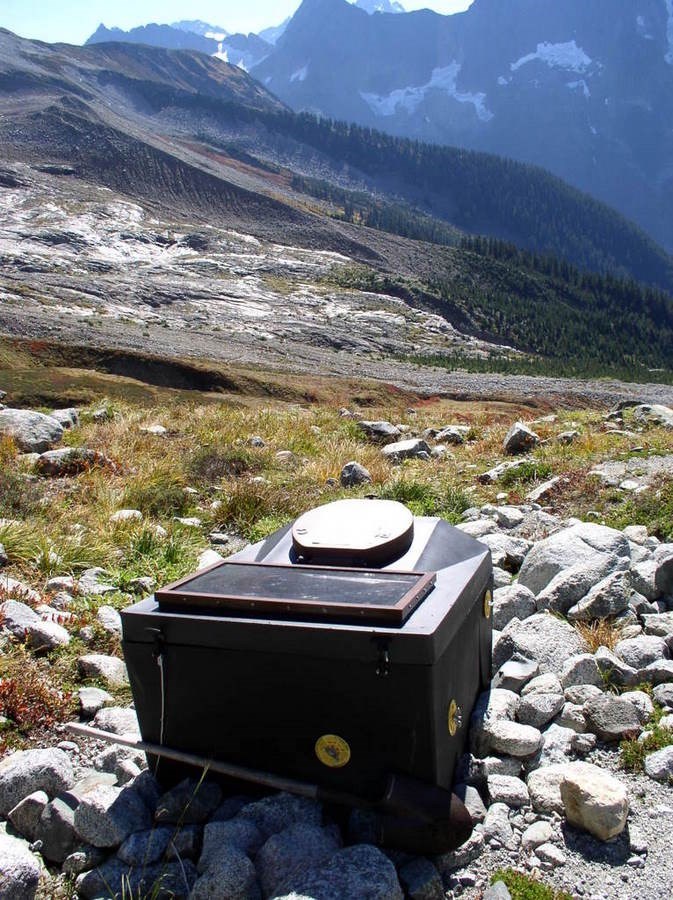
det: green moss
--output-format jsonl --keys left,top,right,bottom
{"left": 604, "top": 477, "right": 673, "bottom": 541}
{"left": 620, "top": 705, "right": 673, "bottom": 772}
{"left": 490, "top": 868, "right": 573, "bottom": 900}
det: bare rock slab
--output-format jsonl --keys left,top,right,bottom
{"left": 560, "top": 764, "right": 629, "bottom": 841}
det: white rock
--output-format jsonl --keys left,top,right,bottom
{"left": 96, "top": 606, "right": 121, "bottom": 635}
{"left": 0, "top": 749, "right": 74, "bottom": 817}
{"left": 521, "top": 673, "right": 563, "bottom": 696}
{"left": 0, "top": 408, "right": 64, "bottom": 452}
{"left": 494, "top": 613, "right": 585, "bottom": 675}
{"left": 74, "top": 784, "right": 152, "bottom": 848}
{"left": 614, "top": 635, "right": 669, "bottom": 669}
{"left": 503, "top": 422, "right": 539, "bottom": 455}
{"left": 197, "top": 549, "right": 224, "bottom": 570}
{"left": 484, "top": 720, "right": 542, "bottom": 758}
{"left": 535, "top": 555, "right": 626, "bottom": 615}
{"left": 78, "top": 654, "right": 128, "bottom": 688}
{"left": 517, "top": 693, "right": 564, "bottom": 729}
{"left": 521, "top": 820, "right": 553, "bottom": 852}
{"left": 560, "top": 764, "right": 629, "bottom": 841}
{"left": 92, "top": 707, "right": 139, "bottom": 738}
{"left": 487, "top": 775, "right": 530, "bottom": 808}
{"left": 518, "top": 523, "right": 629, "bottom": 596}
{"left": 536, "top": 842, "right": 566, "bottom": 868}
{"left": 560, "top": 654, "right": 603, "bottom": 688}
{"left": 26, "top": 619, "right": 70, "bottom": 650}
{"left": 110, "top": 509, "right": 143, "bottom": 524}
{"left": 621, "top": 690, "right": 654, "bottom": 724}
{"left": 381, "top": 438, "right": 431, "bottom": 461}
{"left": 0, "top": 831, "right": 43, "bottom": 899}
{"left": 492, "top": 584, "right": 536, "bottom": 630}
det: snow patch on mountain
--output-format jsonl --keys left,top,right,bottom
{"left": 511, "top": 41, "right": 592, "bottom": 74}
{"left": 361, "top": 63, "right": 493, "bottom": 121}
{"left": 567, "top": 79, "right": 590, "bottom": 99}
{"left": 635, "top": 15, "right": 654, "bottom": 39}
{"left": 665, "top": 0, "right": 673, "bottom": 64}
{"left": 290, "top": 65, "right": 308, "bottom": 83}
{"left": 354, "top": 0, "right": 405, "bottom": 13}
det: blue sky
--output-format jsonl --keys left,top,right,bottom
{"left": 2, "top": 0, "right": 473, "bottom": 44}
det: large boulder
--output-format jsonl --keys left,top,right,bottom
{"left": 256, "top": 823, "right": 341, "bottom": 896}
{"left": 0, "top": 831, "right": 42, "bottom": 900}
{"left": 614, "top": 635, "right": 669, "bottom": 669}
{"left": 357, "top": 421, "right": 401, "bottom": 443}
{"left": 73, "top": 784, "right": 152, "bottom": 848}
{"left": 493, "top": 613, "right": 586, "bottom": 675}
{"left": 0, "top": 409, "right": 63, "bottom": 453}
{"left": 535, "top": 555, "right": 627, "bottom": 615}
{"left": 583, "top": 694, "right": 641, "bottom": 742}
{"left": 381, "top": 438, "right": 431, "bottom": 462}
{"left": 518, "top": 523, "right": 629, "bottom": 596}
{"left": 560, "top": 764, "right": 629, "bottom": 840}
{"left": 632, "top": 404, "right": 673, "bottom": 428}
{"left": 339, "top": 462, "right": 371, "bottom": 488}
{"left": 0, "top": 749, "right": 74, "bottom": 817}
{"left": 289, "top": 844, "right": 403, "bottom": 900}
{"left": 567, "top": 570, "right": 631, "bottom": 621}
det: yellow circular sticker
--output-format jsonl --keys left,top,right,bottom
{"left": 315, "top": 734, "right": 351, "bottom": 768}
{"left": 448, "top": 699, "right": 459, "bottom": 737}
{"left": 483, "top": 589, "right": 493, "bottom": 620}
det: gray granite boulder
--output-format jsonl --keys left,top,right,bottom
{"left": 614, "top": 635, "right": 669, "bottom": 669}
{"left": 567, "top": 570, "right": 630, "bottom": 621}
{"left": 644, "top": 746, "right": 673, "bottom": 782}
{"left": 7, "top": 791, "right": 49, "bottom": 842}
{"left": 503, "top": 422, "right": 539, "bottom": 454}
{"left": 583, "top": 694, "right": 641, "bottom": 742}
{"left": 339, "top": 461, "right": 372, "bottom": 487}
{"left": 289, "top": 844, "right": 403, "bottom": 900}
{"left": 535, "top": 555, "right": 626, "bottom": 615}
{"left": 0, "top": 409, "right": 63, "bottom": 452}
{"left": 199, "top": 819, "right": 265, "bottom": 866}
{"left": 0, "top": 831, "right": 42, "bottom": 900}
{"left": 518, "top": 523, "right": 629, "bottom": 596}
{"left": 155, "top": 778, "right": 222, "bottom": 825}
{"left": 238, "top": 793, "right": 322, "bottom": 839}
{"left": 493, "top": 613, "right": 585, "bottom": 675}
{"left": 357, "top": 421, "right": 401, "bottom": 443}
{"left": 73, "top": 784, "right": 152, "bottom": 848}
{"left": 256, "top": 823, "right": 341, "bottom": 896}
{"left": 492, "top": 584, "right": 536, "bottom": 630}
{"left": 0, "top": 749, "right": 74, "bottom": 817}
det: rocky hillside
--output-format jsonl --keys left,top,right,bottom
{"left": 0, "top": 382, "right": 672, "bottom": 898}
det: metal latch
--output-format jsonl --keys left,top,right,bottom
{"left": 375, "top": 640, "right": 391, "bottom": 677}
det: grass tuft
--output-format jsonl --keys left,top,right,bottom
{"left": 490, "top": 868, "right": 573, "bottom": 900}
{"left": 575, "top": 619, "right": 622, "bottom": 653}
{"left": 620, "top": 706, "right": 673, "bottom": 773}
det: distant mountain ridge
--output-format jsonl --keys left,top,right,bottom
{"left": 252, "top": 0, "right": 673, "bottom": 253}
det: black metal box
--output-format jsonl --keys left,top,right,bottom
{"left": 121, "top": 500, "right": 492, "bottom": 801}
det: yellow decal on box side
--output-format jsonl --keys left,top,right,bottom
{"left": 315, "top": 734, "right": 351, "bottom": 768}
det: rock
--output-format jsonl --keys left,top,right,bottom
{"left": 0, "top": 408, "right": 63, "bottom": 452}
{"left": 484, "top": 880, "right": 512, "bottom": 900}
{"left": 557, "top": 430, "right": 580, "bottom": 445}
{"left": 526, "top": 477, "right": 563, "bottom": 504}
{"left": 517, "top": 692, "right": 565, "bottom": 729}
{"left": 90, "top": 710, "right": 137, "bottom": 742}
{"left": 357, "top": 420, "right": 401, "bottom": 443}
{"left": 197, "top": 549, "right": 225, "bottom": 570}
{"left": 640, "top": 659, "right": 673, "bottom": 684}
{"left": 77, "top": 654, "right": 128, "bottom": 687}
{"left": 199, "top": 819, "right": 264, "bottom": 866}
{"left": 492, "top": 567, "right": 512, "bottom": 589}
{"left": 521, "top": 820, "right": 553, "bottom": 852}
{"left": 614, "top": 635, "right": 669, "bottom": 669}
{"left": 492, "top": 657, "right": 539, "bottom": 693}
{"left": 35, "top": 796, "right": 78, "bottom": 863}
{"left": 340, "top": 461, "right": 372, "bottom": 487}
{"left": 528, "top": 764, "right": 571, "bottom": 813}
{"left": 117, "top": 825, "right": 173, "bottom": 865}
{"left": 536, "top": 555, "right": 627, "bottom": 616}
{"left": 560, "top": 654, "right": 603, "bottom": 689}
{"left": 594, "top": 645, "right": 639, "bottom": 687}
{"left": 644, "top": 746, "right": 673, "bottom": 782}
{"left": 0, "top": 831, "right": 42, "bottom": 900}
{"left": 583, "top": 694, "right": 641, "bottom": 741}
{"left": 478, "top": 460, "right": 531, "bottom": 484}
{"left": 110, "top": 509, "right": 142, "bottom": 524}
{"left": 7, "top": 791, "right": 49, "bottom": 842}
{"left": 457, "top": 518, "right": 499, "bottom": 538}
{"left": 483, "top": 720, "right": 542, "bottom": 758}
{"left": 567, "top": 571, "right": 630, "bottom": 621}
{"left": 560, "top": 765, "right": 629, "bottom": 840}
{"left": 518, "top": 522, "right": 629, "bottom": 596}
{"left": 492, "top": 584, "right": 536, "bottom": 630}
{"left": 482, "top": 802, "right": 517, "bottom": 849}
{"left": 536, "top": 842, "right": 566, "bottom": 868}
{"left": 621, "top": 690, "right": 654, "bottom": 724}
{"left": 36, "top": 448, "right": 115, "bottom": 477}
{"left": 534, "top": 724, "right": 577, "bottom": 768}
{"left": 493, "top": 613, "right": 585, "bottom": 675}
{"left": 556, "top": 702, "right": 587, "bottom": 733}
{"left": 128, "top": 575, "right": 156, "bottom": 594}
{"left": 73, "top": 784, "right": 152, "bottom": 848}
{"left": 77, "top": 858, "right": 196, "bottom": 899}
{"left": 469, "top": 689, "right": 520, "bottom": 756}
{"left": 643, "top": 611, "right": 673, "bottom": 638}
{"left": 78, "top": 568, "right": 116, "bottom": 596}
{"left": 140, "top": 424, "right": 168, "bottom": 435}
{"left": 521, "top": 672, "right": 563, "bottom": 697}
{"left": 435, "top": 830, "right": 484, "bottom": 873}
{"left": 238, "top": 792, "right": 322, "bottom": 839}
{"left": 487, "top": 775, "right": 530, "bottom": 808}
{"left": 654, "top": 683, "right": 673, "bottom": 708}
{"left": 95, "top": 605, "right": 122, "bottom": 634}
{"left": 503, "top": 422, "right": 539, "bottom": 455}
{"left": 256, "top": 823, "right": 341, "bottom": 896}
{"left": 477, "top": 533, "right": 532, "bottom": 572}
{"left": 632, "top": 403, "right": 673, "bottom": 428}
{"left": 0, "top": 749, "right": 74, "bottom": 817}
{"left": 565, "top": 684, "right": 602, "bottom": 705}
{"left": 382, "top": 438, "right": 431, "bottom": 461}
{"left": 495, "top": 506, "right": 525, "bottom": 529}
{"left": 78, "top": 687, "right": 113, "bottom": 719}
{"left": 454, "top": 783, "right": 487, "bottom": 823}
{"left": 289, "top": 844, "right": 403, "bottom": 900}
{"left": 398, "top": 857, "right": 444, "bottom": 900}
{"left": 49, "top": 408, "right": 79, "bottom": 429}
{"left": 155, "top": 778, "right": 222, "bottom": 825}
{"left": 190, "top": 845, "right": 260, "bottom": 899}
{"left": 26, "top": 619, "right": 70, "bottom": 651}
{"left": 654, "top": 544, "right": 673, "bottom": 595}
{"left": 0, "top": 600, "right": 40, "bottom": 639}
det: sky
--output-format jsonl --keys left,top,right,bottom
{"left": 1, "top": 0, "right": 473, "bottom": 45}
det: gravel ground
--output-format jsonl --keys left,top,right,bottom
{"left": 3, "top": 309, "right": 673, "bottom": 408}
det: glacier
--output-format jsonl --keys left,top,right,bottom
{"left": 360, "top": 63, "right": 494, "bottom": 121}
{"left": 511, "top": 41, "right": 592, "bottom": 74}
